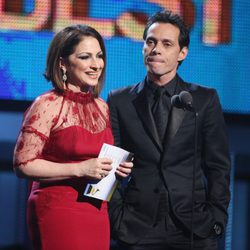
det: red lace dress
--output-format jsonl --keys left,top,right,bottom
{"left": 13, "top": 89, "right": 114, "bottom": 250}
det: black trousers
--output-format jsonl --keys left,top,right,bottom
{"left": 114, "top": 213, "right": 218, "bottom": 250}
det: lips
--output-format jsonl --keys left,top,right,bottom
{"left": 86, "top": 71, "right": 100, "bottom": 79}
{"left": 147, "top": 57, "right": 164, "bottom": 63}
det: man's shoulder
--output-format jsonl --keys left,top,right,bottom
{"left": 183, "top": 81, "right": 219, "bottom": 109}
{"left": 184, "top": 81, "right": 217, "bottom": 96}
{"left": 109, "top": 85, "right": 133, "bottom": 96}
{"left": 176, "top": 75, "right": 216, "bottom": 95}
{"left": 109, "top": 81, "right": 143, "bottom": 99}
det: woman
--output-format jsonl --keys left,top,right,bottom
{"left": 13, "top": 25, "right": 132, "bottom": 250}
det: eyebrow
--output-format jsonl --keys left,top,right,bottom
{"left": 76, "top": 51, "right": 103, "bottom": 56}
{"left": 146, "top": 36, "right": 174, "bottom": 43}
{"left": 161, "top": 39, "right": 174, "bottom": 43}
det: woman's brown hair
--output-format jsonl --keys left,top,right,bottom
{"left": 44, "top": 24, "right": 106, "bottom": 97}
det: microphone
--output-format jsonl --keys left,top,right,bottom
{"left": 171, "top": 91, "right": 194, "bottom": 112}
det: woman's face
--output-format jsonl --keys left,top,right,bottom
{"left": 61, "top": 36, "right": 104, "bottom": 91}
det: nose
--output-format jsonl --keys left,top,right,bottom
{"left": 151, "top": 42, "right": 162, "bottom": 54}
{"left": 90, "top": 59, "right": 98, "bottom": 69}
{"left": 90, "top": 58, "right": 101, "bottom": 70}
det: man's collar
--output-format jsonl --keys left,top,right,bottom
{"left": 146, "top": 75, "right": 177, "bottom": 97}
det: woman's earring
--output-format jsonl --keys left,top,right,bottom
{"left": 62, "top": 70, "right": 67, "bottom": 84}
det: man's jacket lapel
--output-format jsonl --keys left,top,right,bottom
{"left": 132, "top": 81, "right": 163, "bottom": 152}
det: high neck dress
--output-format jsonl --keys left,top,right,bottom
{"left": 13, "top": 89, "right": 114, "bottom": 250}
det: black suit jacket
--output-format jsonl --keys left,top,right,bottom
{"left": 108, "top": 76, "right": 231, "bottom": 244}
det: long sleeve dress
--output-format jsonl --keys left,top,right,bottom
{"left": 13, "top": 89, "right": 114, "bottom": 250}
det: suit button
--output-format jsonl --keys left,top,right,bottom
{"left": 154, "top": 188, "right": 159, "bottom": 193}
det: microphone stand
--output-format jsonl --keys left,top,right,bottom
{"left": 171, "top": 92, "right": 199, "bottom": 250}
{"left": 190, "top": 108, "right": 199, "bottom": 250}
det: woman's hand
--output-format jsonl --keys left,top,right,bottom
{"left": 116, "top": 161, "right": 133, "bottom": 178}
{"left": 77, "top": 158, "right": 113, "bottom": 180}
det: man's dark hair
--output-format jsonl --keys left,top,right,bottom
{"left": 143, "top": 9, "right": 190, "bottom": 49}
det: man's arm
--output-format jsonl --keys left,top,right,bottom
{"left": 202, "top": 89, "right": 231, "bottom": 234}
{"left": 107, "top": 91, "right": 125, "bottom": 238}
{"left": 107, "top": 91, "right": 121, "bottom": 147}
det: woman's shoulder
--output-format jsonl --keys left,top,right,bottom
{"left": 96, "top": 97, "right": 108, "bottom": 109}
{"left": 31, "top": 90, "right": 63, "bottom": 107}
{"left": 26, "top": 90, "right": 63, "bottom": 117}
{"left": 35, "top": 89, "right": 63, "bottom": 103}
{"left": 95, "top": 97, "right": 109, "bottom": 118}
{"left": 96, "top": 97, "right": 107, "bottom": 104}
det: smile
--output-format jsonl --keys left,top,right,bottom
{"left": 86, "top": 72, "right": 100, "bottom": 78}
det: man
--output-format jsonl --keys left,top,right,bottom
{"left": 108, "top": 10, "right": 230, "bottom": 250}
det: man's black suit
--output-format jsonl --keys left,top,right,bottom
{"left": 108, "top": 75, "right": 231, "bottom": 245}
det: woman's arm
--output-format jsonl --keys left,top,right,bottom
{"left": 14, "top": 157, "right": 113, "bottom": 182}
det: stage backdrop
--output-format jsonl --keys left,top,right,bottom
{"left": 0, "top": 0, "right": 249, "bottom": 114}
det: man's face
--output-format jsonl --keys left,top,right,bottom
{"left": 143, "top": 22, "right": 188, "bottom": 84}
